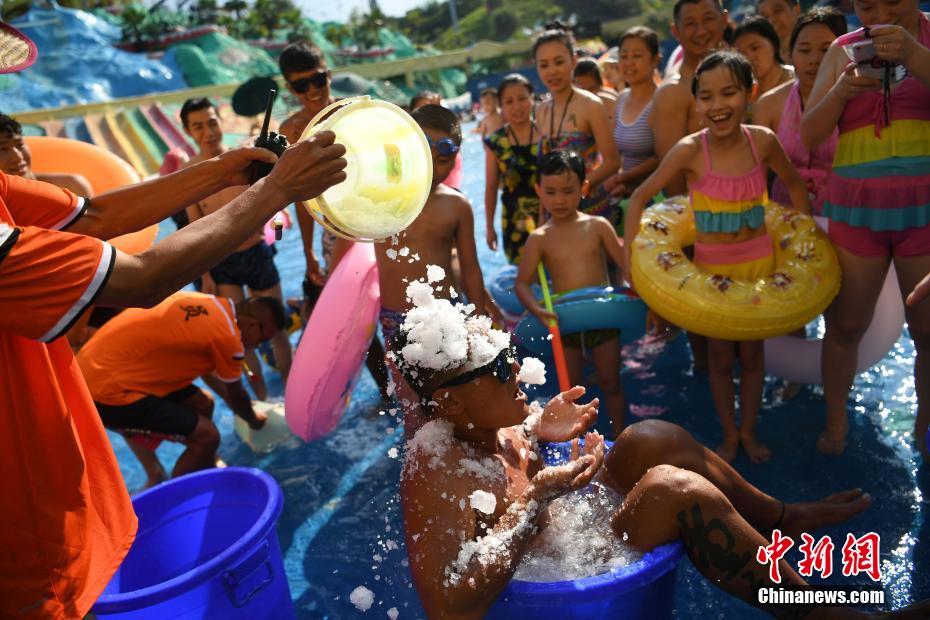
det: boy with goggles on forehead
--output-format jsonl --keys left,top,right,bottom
{"left": 375, "top": 105, "right": 500, "bottom": 433}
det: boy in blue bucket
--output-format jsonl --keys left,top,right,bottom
{"left": 394, "top": 315, "right": 909, "bottom": 619}
{"left": 515, "top": 149, "right": 629, "bottom": 437}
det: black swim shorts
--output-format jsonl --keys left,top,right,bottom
{"left": 95, "top": 384, "right": 201, "bottom": 442}
{"left": 210, "top": 241, "right": 280, "bottom": 291}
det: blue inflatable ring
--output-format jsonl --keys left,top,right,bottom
{"left": 489, "top": 264, "right": 543, "bottom": 317}
{"left": 514, "top": 286, "right": 647, "bottom": 355}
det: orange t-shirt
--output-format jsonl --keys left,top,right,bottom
{"left": 0, "top": 173, "right": 137, "bottom": 619}
{"left": 78, "top": 292, "right": 245, "bottom": 405}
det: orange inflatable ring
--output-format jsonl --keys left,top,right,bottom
{"left": 25, "top": 136, "right": 157, "bottom": 254}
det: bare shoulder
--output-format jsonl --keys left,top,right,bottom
{"left": 434, "top": 184, "right": 472, "bottom": 211}
{"left": 745, "top": 123, "right": 778, "bottom": 146}
{"left": 653, "top": 78, "right": 688, "bottom": 109}
{"left": 401, "top": 434, "right": 471, "bottom": 495}
{"left": 279, "top": 110, "right": 311, "bottom": 143}
{"left": 678, "top": 131, "right": 704, "bottom": 152}
{"left": 754, "top": 80, "right": 791, "bottom": 121}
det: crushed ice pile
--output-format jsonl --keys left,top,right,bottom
{"left": 512, "top": 482, "right": 642, "bottom": 582}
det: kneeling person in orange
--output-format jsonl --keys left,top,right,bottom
{"left": 77, "top": 292, "right": 286, "bottom": 488}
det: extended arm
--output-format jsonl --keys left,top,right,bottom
{"left": 66, "top": 148, "right": 275, "bottom": 240}
{"left": 598, "top": 218, "right": 626, "bottom": 272}
{"left": 623, "top": 142, "right": 694, "bottom": 285}
{"left": 96, "top": 133, "right": 346, "bottom": 308}
{"left": 801, "top": 44, "right": 882, "bottom": 148}
{"left": 454, "top": 201, "right": 489, "bottom": 314}
{"left": 619, "top": 155, "right": 660, "bottom": 187}
{"left": 586, "top": 98, "right": 621, "bottom": 188}
{"left": 762, "top": 130, "right": 813, "bottom": 215}
{"left": 650, "top": 84, "right": 690, "bottom": 197}
{"left": 484, "top": 146, "right": 501, "bottom": 251}
{"left": 514, "top": 235, "right": 555, "bottom": 323}
{"left": 222, "top": 380, "right": 265, "bottom": 428}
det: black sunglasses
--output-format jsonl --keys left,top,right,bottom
{"left": 436, "top": 347, "right": 515, "bottom": 391}
{"left": 426, "top": 136, "right": 460, "bottom": 157}
{"left": 289, "top": 70, "right": 329, "bottom": 94}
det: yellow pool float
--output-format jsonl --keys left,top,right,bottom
{"left": 630, "top": 196, "right": 840, "bottom": 341}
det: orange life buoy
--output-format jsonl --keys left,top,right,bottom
{"left": 25, "top": 136, "right": 157, "bottom": 254}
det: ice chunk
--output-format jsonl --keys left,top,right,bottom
{"left": 350, "top": 586, "right": 374, "bottom": 611}
{"left": 387, "top": 607, "right": 399, "bottom": 619}
{"left": 513, "top": 483, "right": 641, "bottom": 582}
{"left": 517, "top": 357, "right": 547, "bottom": 385}
{"left": 426, "top": 264, "right": 446, "bottom": 283}
{"left": 469, "top": 490, "right": 497, "bottom": 514}
{"left": 386, "top": 248, "right": 398, "bottom": 260}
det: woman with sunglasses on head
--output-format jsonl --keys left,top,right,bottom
{"left": 533, "top": 23, "right": 621, "bottom": 228}
{"left": 484, "top": 74, "right": 541, "bottom": 263}
{"left": 800, "top": 0, "right": 930, "bottom": 460}
{"left": 754, "top": 8, "right": 847, "bottom": 214}
{"left": 733, "top": 16, "right": 796, "bottom": 102}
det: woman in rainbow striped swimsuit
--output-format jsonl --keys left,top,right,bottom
{"left": 801, "top": 0, "right": 930, "bottom": 461}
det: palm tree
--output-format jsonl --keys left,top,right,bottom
{"left": 224, "top": 0, "right": 246, "bottom": 20}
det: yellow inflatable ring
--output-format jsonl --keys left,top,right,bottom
{"left": 25, "top": 136, "right": 157, "bottom": 254}
{"left": 630, "top": 196, "right": 840, "bottom": 341}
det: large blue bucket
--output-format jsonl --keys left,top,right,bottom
{"left": 486, "top": 442, "right": 684, "bottom": 619}
{"left": 93, "top": 467, "right": 295, "bottom": 620}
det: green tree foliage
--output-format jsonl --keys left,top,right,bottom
{"left": 490, "top": 8, "right": 517, "bottom": 41}
{"left": 554, "top": 0, "right": 641, "bottom": 21}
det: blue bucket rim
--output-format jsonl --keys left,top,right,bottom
{"left": 500, "top": 539, "right": 685, "bottom": 596}
{"left": 94, "top": 467, "right": 283, "bottom": 612}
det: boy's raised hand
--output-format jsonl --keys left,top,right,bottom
{"left": 538, "top": 386, "right": 598, "bottom": 442}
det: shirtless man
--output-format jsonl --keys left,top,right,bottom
{"left": 0, "top": 113, "right": 93, "bottom": 196}
{"left": 649, "top": 0, "right": 729, "bottom": 197}
{"left": 395, "top": 324, "right": 910, "bottom": 619}
{"left": 278, "top": 41, "right": 336, "bottom": 291}
{"left": 181, "top": 97, "right": 291, "bottom": 399}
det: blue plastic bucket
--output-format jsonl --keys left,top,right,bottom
{"left": 93, "top": 467, "right": 295, "bottom": 620}
{"left": 486, "top": 442, "right": 684, "bottom": 619}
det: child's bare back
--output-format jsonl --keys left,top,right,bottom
{"left": 375, "top": 185, "right": 472, "bottom": 312}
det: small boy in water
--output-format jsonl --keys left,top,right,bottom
{"left": 515, "top": 150, "right": 627, "bottom": 436}
{"left": 375, "top": 105, "right": 495, "bottom": 345}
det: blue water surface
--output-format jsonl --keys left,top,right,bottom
{"left": 117, "top": 123, "right": 929, "bottom": 618}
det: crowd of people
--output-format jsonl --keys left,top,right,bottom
{"left": 1, "top": 0, "right": 930, "bottom": 615}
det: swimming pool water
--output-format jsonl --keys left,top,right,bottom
{"left": 119, "top": 123, "right": 929, "bottom": 618}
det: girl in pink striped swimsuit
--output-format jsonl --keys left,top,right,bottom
{"left": 626, "top": 52, "right": 812, "bottom": 463}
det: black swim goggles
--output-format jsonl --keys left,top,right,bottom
{"left": 289, "top": 70, "right": 329, "bottom": 94}
{"left": 436, "top": 346, "right": 515, "bottom": 390}
{"left": 426, "top": 136, "right": 460, "bottom": 157}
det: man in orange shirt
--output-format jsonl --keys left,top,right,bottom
{"left": 78, "top": 292, "right": 286, "bottom": 488}
{"left": 0, "top": 22, "right": 347, "bottom": 619}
